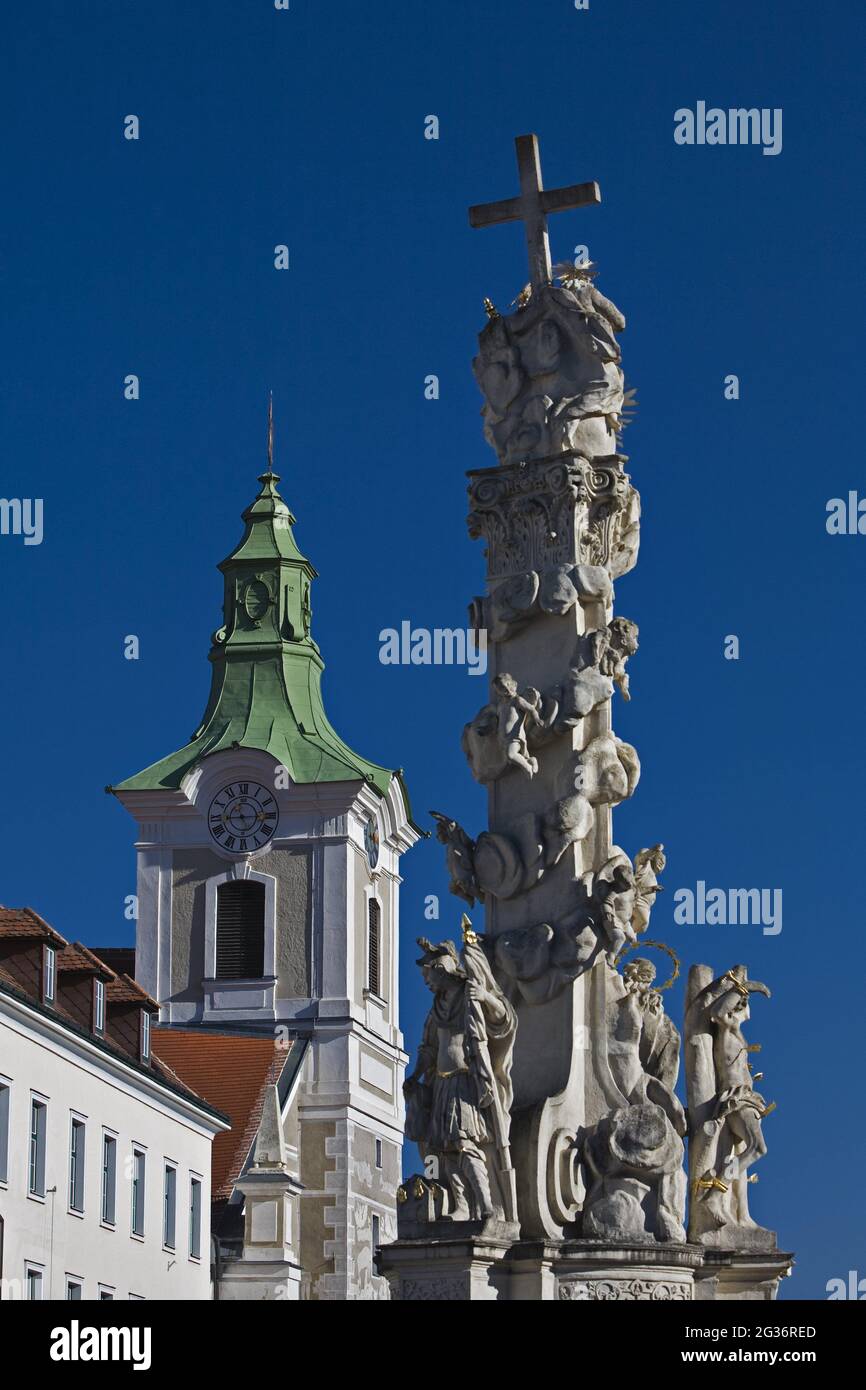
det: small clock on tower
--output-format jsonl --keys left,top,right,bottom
{"left": 364, "top": 817, "right": 380, "bottom": 870}
{"left": 208, "top": 781, "right": 278, "bottom": 854}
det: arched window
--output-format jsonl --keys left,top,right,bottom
{"left": 367, "top": 898, "right": 381, "bottom": 996}
{"left": 216, "top": 880, "right": 265, "bottom": 979}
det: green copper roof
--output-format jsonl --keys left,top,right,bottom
{"left": 113, "top": 469, "right": 399, "bottom": 801}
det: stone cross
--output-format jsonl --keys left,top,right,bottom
{"left": 468, "top": 133, "right": 601, "bottom": 291}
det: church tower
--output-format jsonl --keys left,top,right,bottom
{"left": 111, "top": 415, "right": 420, "bottom": 1298}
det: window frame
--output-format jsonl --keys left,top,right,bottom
{"left": 131, "top": 1145, "right": 146, "bottom": 1239}
{"left": 188, "top": 1173, "right": 203, "bottom": 1261}
{"left": 0, "top": 1076, "right": 10, "bottom": 1187}
{"left": 366, "top": 895, "right": 383, "bottom": 999}
{"left": 163, "top": 1160, "right": 177, "bottom": 1252}
{"left": 101, "top": 1129, "right": 117, "bottom": 1227}
{"left": 203, "top": 868, "right": 277, "bottom": 984}
{"left": 93, "top": 978, "right": 105, "bottom": 1035}
{"left": 25, "top": 1262, "right": 44, "bottom": 1301}
{"left": 65, "top": 1275, "right": 84, "bottom": 1300}
{"left": 140, "top": 1009, "right": 151, "bottom": 1061}
{"left": 43, "top": 945, "right": 56, "bottom": 1004}
{"left": 68, "top": 1113, "right": 86, "bottom": 1215}
{"left": 28, "top": 1094, "right": 48, "bottom": 1200}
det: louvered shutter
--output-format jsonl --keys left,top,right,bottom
{"left": 368, "top": 898, "right": 381, "bottom": 996}
{"left": 216, "top": 880, "right": 266, "bottom": 978}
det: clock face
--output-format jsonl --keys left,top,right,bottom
{"left": 364, "top": 818, "right": 380, "bottom": 870}
{"left": 208, "top": 782, "right": 278, "bottom": 854}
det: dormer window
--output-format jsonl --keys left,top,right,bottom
{"left": 43, "top": 946, "right": 56, "bottom": 1004}
{"left": 141, "top": 1010, "right": 151, "bottom": 1062}
{"left": 93, "top": 979, "right": 105, "bottom": 1035}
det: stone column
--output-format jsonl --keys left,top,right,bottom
{"left": 461, "top": 278, "right": 645, "bottom": 1243}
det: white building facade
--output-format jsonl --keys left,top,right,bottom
{"left": 0, "top": 916, "right": 229, "bottom": 1302}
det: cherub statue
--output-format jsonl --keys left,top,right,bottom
{"left": 461, "top": 673, "right": 552, "bottom": 783}
{"left": 632, "top": 844, "right": 666, "bottom": 936}
{"left": 492, "top": 674, "right": 544, "bottom": 776}
{"left": 403, "top": 920, "right": 517, "bottom": 1230}
{"left": 591, "top": 858, "right": 638, "bottom": 966}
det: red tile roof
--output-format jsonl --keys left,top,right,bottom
{"left": 152, "top": 1030, "right": 293, "bottom": 1198}
{"left": 107, "top": 974, "right": 159, "bottom": 1009}
{"left": 57, "top": 942, "right": 114, "bottom": 977}
{"left": 0, "top": 907, "right": 66, "bottom": 944}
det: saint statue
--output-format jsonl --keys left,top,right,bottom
{"left": 403, "top": 918, "right": 518, "bottom": 1229}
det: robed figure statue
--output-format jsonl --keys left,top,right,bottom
{"left": 404, "top": 917, "right": 518, "bottom": 1229}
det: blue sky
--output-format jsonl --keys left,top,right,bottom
{"left": 2, "top": 1, "right": 864, "bottom": 1299}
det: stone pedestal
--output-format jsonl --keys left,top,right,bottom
{"left": 693, "top": 1249, "right": 795, "bottom": 1301}
{"left": 380, "top": 1236, "right": 513, "bottom": 1301}
{"left": 380, "top": 1236, "right": 703, "bottom": 1301}
{"left": 219, "top": 1255, "right": 304, "bottom": 1301}
{"left": 549, "top": 1241, "right": 700, "bottom": 1301}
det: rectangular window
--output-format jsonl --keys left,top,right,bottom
{"left": 375, "top": 1137, "right": 383, "bottom": 1170}
{"left": 94, "top": 979, "right": 105, "bottom": 1034}
{"left": 163, "top": 1163, "right": 176, "bottom": 1250}
{"left": 367, "top": 899, "right": 381, "bottom": 996}
{"left": 216, "top": 880, "right": 265, "bottom": 979}
{"left": 66, "top": 1277, "right": 83, "bottom": 1300}
{"left": 69, "top": 1117, "right": 86, "bottom": 1212}
{"left": 26, "top": 1264, "right": 43, "bottom": 1300}
{"left": 43, "top": 947, "right": 56, "bottom": 1003}
{"left": 98, "top": 1286, "right": 115, "bottom": 1301}
{"left": 101, "top": 1133, "right": 117, "bottom": 1224}
{"left": 141, "top": 1010, "right": 151, "bottom": 1061}
{"left": 371, "top": 1213, "right": 381, "bottom": 1249}
{"left": 28, "top": 1098, "right": 47, "bottom": 1197}
{"left": 189, "top": 1177, "right": 202, "bottom": 1260}
{"left": 0, "top": 1081, "right": 9, "bottom": 1185}
{"left": 131, "top": 1148, "right": 146, "bottom": 1237}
